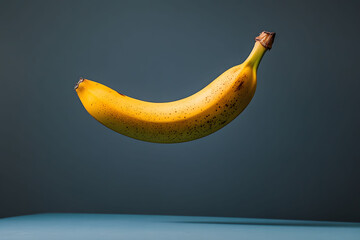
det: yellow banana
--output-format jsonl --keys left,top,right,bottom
{"left": 75, "top": 31, "right": 275, "bottom": 143}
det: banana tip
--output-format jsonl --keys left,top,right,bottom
{"left": 74, "top": 78, "right": 84, "bottom": 90}
{"left": 255, "top": 31, "right": 276, "bottom": 50}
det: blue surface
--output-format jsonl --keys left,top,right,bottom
{"left": 0, "top": 214, "right": 359, "bottom": 240}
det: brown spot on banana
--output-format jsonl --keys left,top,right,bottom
{"left": 236, "top": 81, "right": 245, "bottom": 91}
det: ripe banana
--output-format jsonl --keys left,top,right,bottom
{"left": 75, "top": 31, "right": 275, "bottom": 143}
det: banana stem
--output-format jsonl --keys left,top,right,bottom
{"left": 244, "top": 42, "right": 267, "bottom": 69}
{"left": 244, "top": 31, "right": 275, "bottom": 69}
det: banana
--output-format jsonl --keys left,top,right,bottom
{"left": 75, "top": 31, "right": 275, "bottom": 143}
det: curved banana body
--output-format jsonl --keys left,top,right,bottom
{"left": 75, "top": 31, "right": 275, "bottom": 143}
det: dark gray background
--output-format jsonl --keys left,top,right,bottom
{"left": 1, "top": 0, "right": 359, "bottom": 221}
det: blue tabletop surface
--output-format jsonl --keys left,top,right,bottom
{"left": 0, "top": 213, "right": 359, "bottom": 240}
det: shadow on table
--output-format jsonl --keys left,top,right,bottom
{"left": 173, "top": 220, "right": 360, "bottom": 228}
